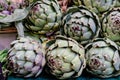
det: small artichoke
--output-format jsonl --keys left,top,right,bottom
{"left": 102, "top": 8, "right": 120, "bottom": 45}
{"left": 62, "top": 6, "right": 100, "bottom": 45}
{"left": 85, "top": 38, "right": 120, "bottom": 78}
{"left": 46, "top": 35, "right": 86, "bottom": 79}
{"left": 24, "top": 0, "right": 62, "bottom": 35}
{"left": 8, "top": 37, "right": 46, "bottom": 78}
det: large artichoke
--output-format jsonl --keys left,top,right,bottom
{"left": 102, "top": 8, "right": 120, "bottom": 45}
{"left": 62, "top": 6, "right": 100, "bottom": 45}
{"left": 46, "top": 35, "right": 86, "bottom": 79}
{"left": 85, "top": 38, "right": 120, "bottom": 78}
{"left": 7, "top": 37, "right": 46, "bottom": 77}
{"left": 24, "top": 0, "right": 62, "bottom": 35}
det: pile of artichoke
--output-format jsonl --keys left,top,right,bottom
{"left": 0, "top": 0, "right": 120, "bottom": 80}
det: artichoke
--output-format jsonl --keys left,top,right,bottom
{"left": 85, "top": 38, "right": 120, "bottom": 78}
{"left": 102, "top": 8, "right": 120, "bottom": 45}
{"left": 46, "top": 35, "right": 86, "bottom": 79}
{"left": 7, "top": 37, "right": 46, "bottom": 78}
{"left": 62, "top": 6, "right": 100, "bottom": 45}
{"left": 73, "top": 0, "right": 116, "bottom": 17}
{"left": 24, "top": 0, "right": 62, "bottom": 35}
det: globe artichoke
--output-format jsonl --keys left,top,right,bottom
{"left": 8, "top": 37, "right": 46, "bottom": 78}
{"left": 85, "top": 38, "right": 120, "bottom": 78}
{"left": 73, "top": 0, "right": 117, "bottom": 17}
{"left": 102, "top": 8, "right": 120, "bottom": 45}
{"left": 24, "top": 0, "right": 62, "bottom": 35}
{"left": 46, "top": 35, "right": 86, "bottom": 79}
{"left": 62, "top": 6, "right": 100, "bottom": 45}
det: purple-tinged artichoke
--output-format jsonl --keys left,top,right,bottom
{"left": 85, "top": 38, "right": 120, "bottom": 78}
{"left": 102, "top": 8, "right": 120, "bottom": 45}
{"left": 62, "top": 6, "right": 100, "bottom": 45}
{"left": 7, "top": 36, "right": 46, "bottom": 78}
{"left": 46, "top": 35, "right": 86, "bottom": 79}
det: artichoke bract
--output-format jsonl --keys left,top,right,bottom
{"left": 102, "top": 8, "right": 120, "bottom": 45}
{"left": 74, "top": 0, "right": 116, "bottom": 17}
{"left": 46, "top": 35, "right": 86, "bottom": 79}
{"left": 24, "top": 0, "right": 62, "bottom": 35}
{"left": 85, "top": 38, "right": 120, "bottom": 78}
{"left": 8, "top": 37, "right": 46, "bottom": 78}
{"left": 62, "top": 6, "right": 100, "bottom": 45}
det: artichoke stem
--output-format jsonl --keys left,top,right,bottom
{"left": 15, "top": 21, "right": 24, "bottom": 37}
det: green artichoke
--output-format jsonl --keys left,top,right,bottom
{"left": 85, "top": 38, "right": 120, "bottom": 78}
{"left": 24, "top": 0, "right": 62, "bottom": 35}
{"left": 102, "top": 8, "right": 120, "bottom": 45}
{"left": 62, "top": 6, "right": 100, "bottom": 45}
{"left": 73, "top": 0, "right": 116, "bottom": 17}
{"left": 46, "top": 35, "right": 86, "bottom": 79}
{"left": 8, "top": 37, "right": 46, "bottom": 77}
